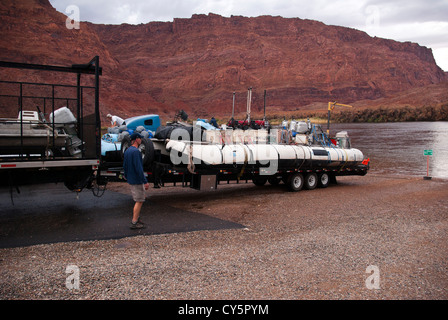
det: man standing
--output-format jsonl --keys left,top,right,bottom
{"left": 123, "top": 132, "right": 149, "bottom": 229}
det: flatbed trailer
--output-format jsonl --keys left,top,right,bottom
{"left": 100, "top": 126, "right": 369, "bottom": 193}
{"left": 101, "top": 152, "right": 369, "bottom": 192}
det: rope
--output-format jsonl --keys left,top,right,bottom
{"left": 338, "top": 148, "right": 349, "bottom": 173}
{"left": 237, "top": 145, "right": 248, "bottom": 182}
{"left": 40, "top": 123, "right": 59, "bottom": 159}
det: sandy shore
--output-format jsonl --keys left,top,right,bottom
{"left": 1, "top": 174, "right": 447, "bottom": 300}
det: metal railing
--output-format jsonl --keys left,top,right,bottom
{"left": 0, "top": 57, "right": 102, "bottom": 162}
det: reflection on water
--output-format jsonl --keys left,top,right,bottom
{"left": 330, "top": 121, "right": 448, "bottom": 178}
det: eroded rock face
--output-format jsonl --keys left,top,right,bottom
{"left": 1, "top": 1, "right": 446, "bottom": 119}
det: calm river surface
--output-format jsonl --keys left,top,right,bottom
{"left": 330, "top": 121, "right": 448, "bottom": 179}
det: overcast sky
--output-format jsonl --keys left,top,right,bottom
{"left": 49, "top": 0, "right": 448, "bottom": 71}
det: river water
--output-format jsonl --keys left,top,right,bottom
{"left": 330, "top": 121, "right": 448, "bottom": 179}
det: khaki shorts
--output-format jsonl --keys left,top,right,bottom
{"left": 129, "top": 184, "right": 146, "bottom": 202}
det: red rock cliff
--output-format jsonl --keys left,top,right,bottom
{"left": 1, "top": 1, "right": 446, "bottom": 120}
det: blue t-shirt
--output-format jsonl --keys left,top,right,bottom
{"left": 123, "top": 146, "right": 148, "bottom": 185}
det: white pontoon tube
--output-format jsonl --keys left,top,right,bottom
{"left": 165, "top": 139, "right": 364, "bottom": 169}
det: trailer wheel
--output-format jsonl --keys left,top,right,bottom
{"left": 268, "top": 176, "right": 280, "bottom": 185}
{"left": 304, "top": 172, "right": 318, "bottom": 190}
{"left": 318, "top": 172, "right": 330, "bottom": 188}
{"left": 287, "top": 173, "right": 304, "bottom": 192}
{"left": 252, "top": 176, "right": 268, "bottom": 186}
{"left": 64, "top": 169, "right": 93, "bottom": 192}
{"left": 139, "top": 137, "right": 155, "bottom": 166}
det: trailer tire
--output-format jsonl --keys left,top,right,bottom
{"left": 287, "top": 173, "right": 304, "bottom": 192}
{"left": 139, "top": 137, "right": 155, "bottom": 166}
{"left": 63, "top": 169, "right": 93, "bottom": 191}
{"left": 318, "top": 172, "right": 330, "bottom": 188}
{"left": 252, "top": 176, "right": 268, "bottom": 186}
{"left": 304, "top": 172, "right": 318, "bottom": 190}
{"left": 268, "top": 176, "right": 280, "bottom": 185}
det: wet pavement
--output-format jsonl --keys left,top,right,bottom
{"left": 0, "top": 184, "right": 244, "bottom": 248}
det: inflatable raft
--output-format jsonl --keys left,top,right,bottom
{"left": 165, "top": 138, "right": 363, "bottom": 169}
{"left": 163, "top": 125, "right": 364, "bottom": 173}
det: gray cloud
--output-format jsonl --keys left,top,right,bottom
{"left": 365, "top": 0, "right": 448, "bottom": 25}
{"left": 49, "top": 0, "right": 448, "bottom": 70}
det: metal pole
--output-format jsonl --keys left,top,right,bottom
{"left": 19, "top": 83, "right": 23, "bottom": 160}
{"left": 263, "top": 89, "right": 266, "bottom": 121}
{"left": 246, "top": 88, "right": 249, "bottom": 122}
{"left": 52, "top": 84, "right": 55, "bottom": 159}
{"left": 80, "top": 86, "right": 84, "bottom": 157}
{"left": 247, "top": 87, "right": 252, "bottom": 124}
{"left": 77, "top": 72, "right": 81, "bottom": 128}
{"left": 94, "top": 56, "right": 100, "bottom": 159}
{"left": 327, "top": 102, "right": 332, "bottom": 135}
{"left": 232, "top": 91, "right": 235, "bottom": 118}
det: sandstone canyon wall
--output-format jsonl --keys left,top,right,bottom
{"left": 0, "top": 0, "right": 446, "bottom": 121}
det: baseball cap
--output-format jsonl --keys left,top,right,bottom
{"left": 130, "top": 132, "right": 143, "bottom": 141}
